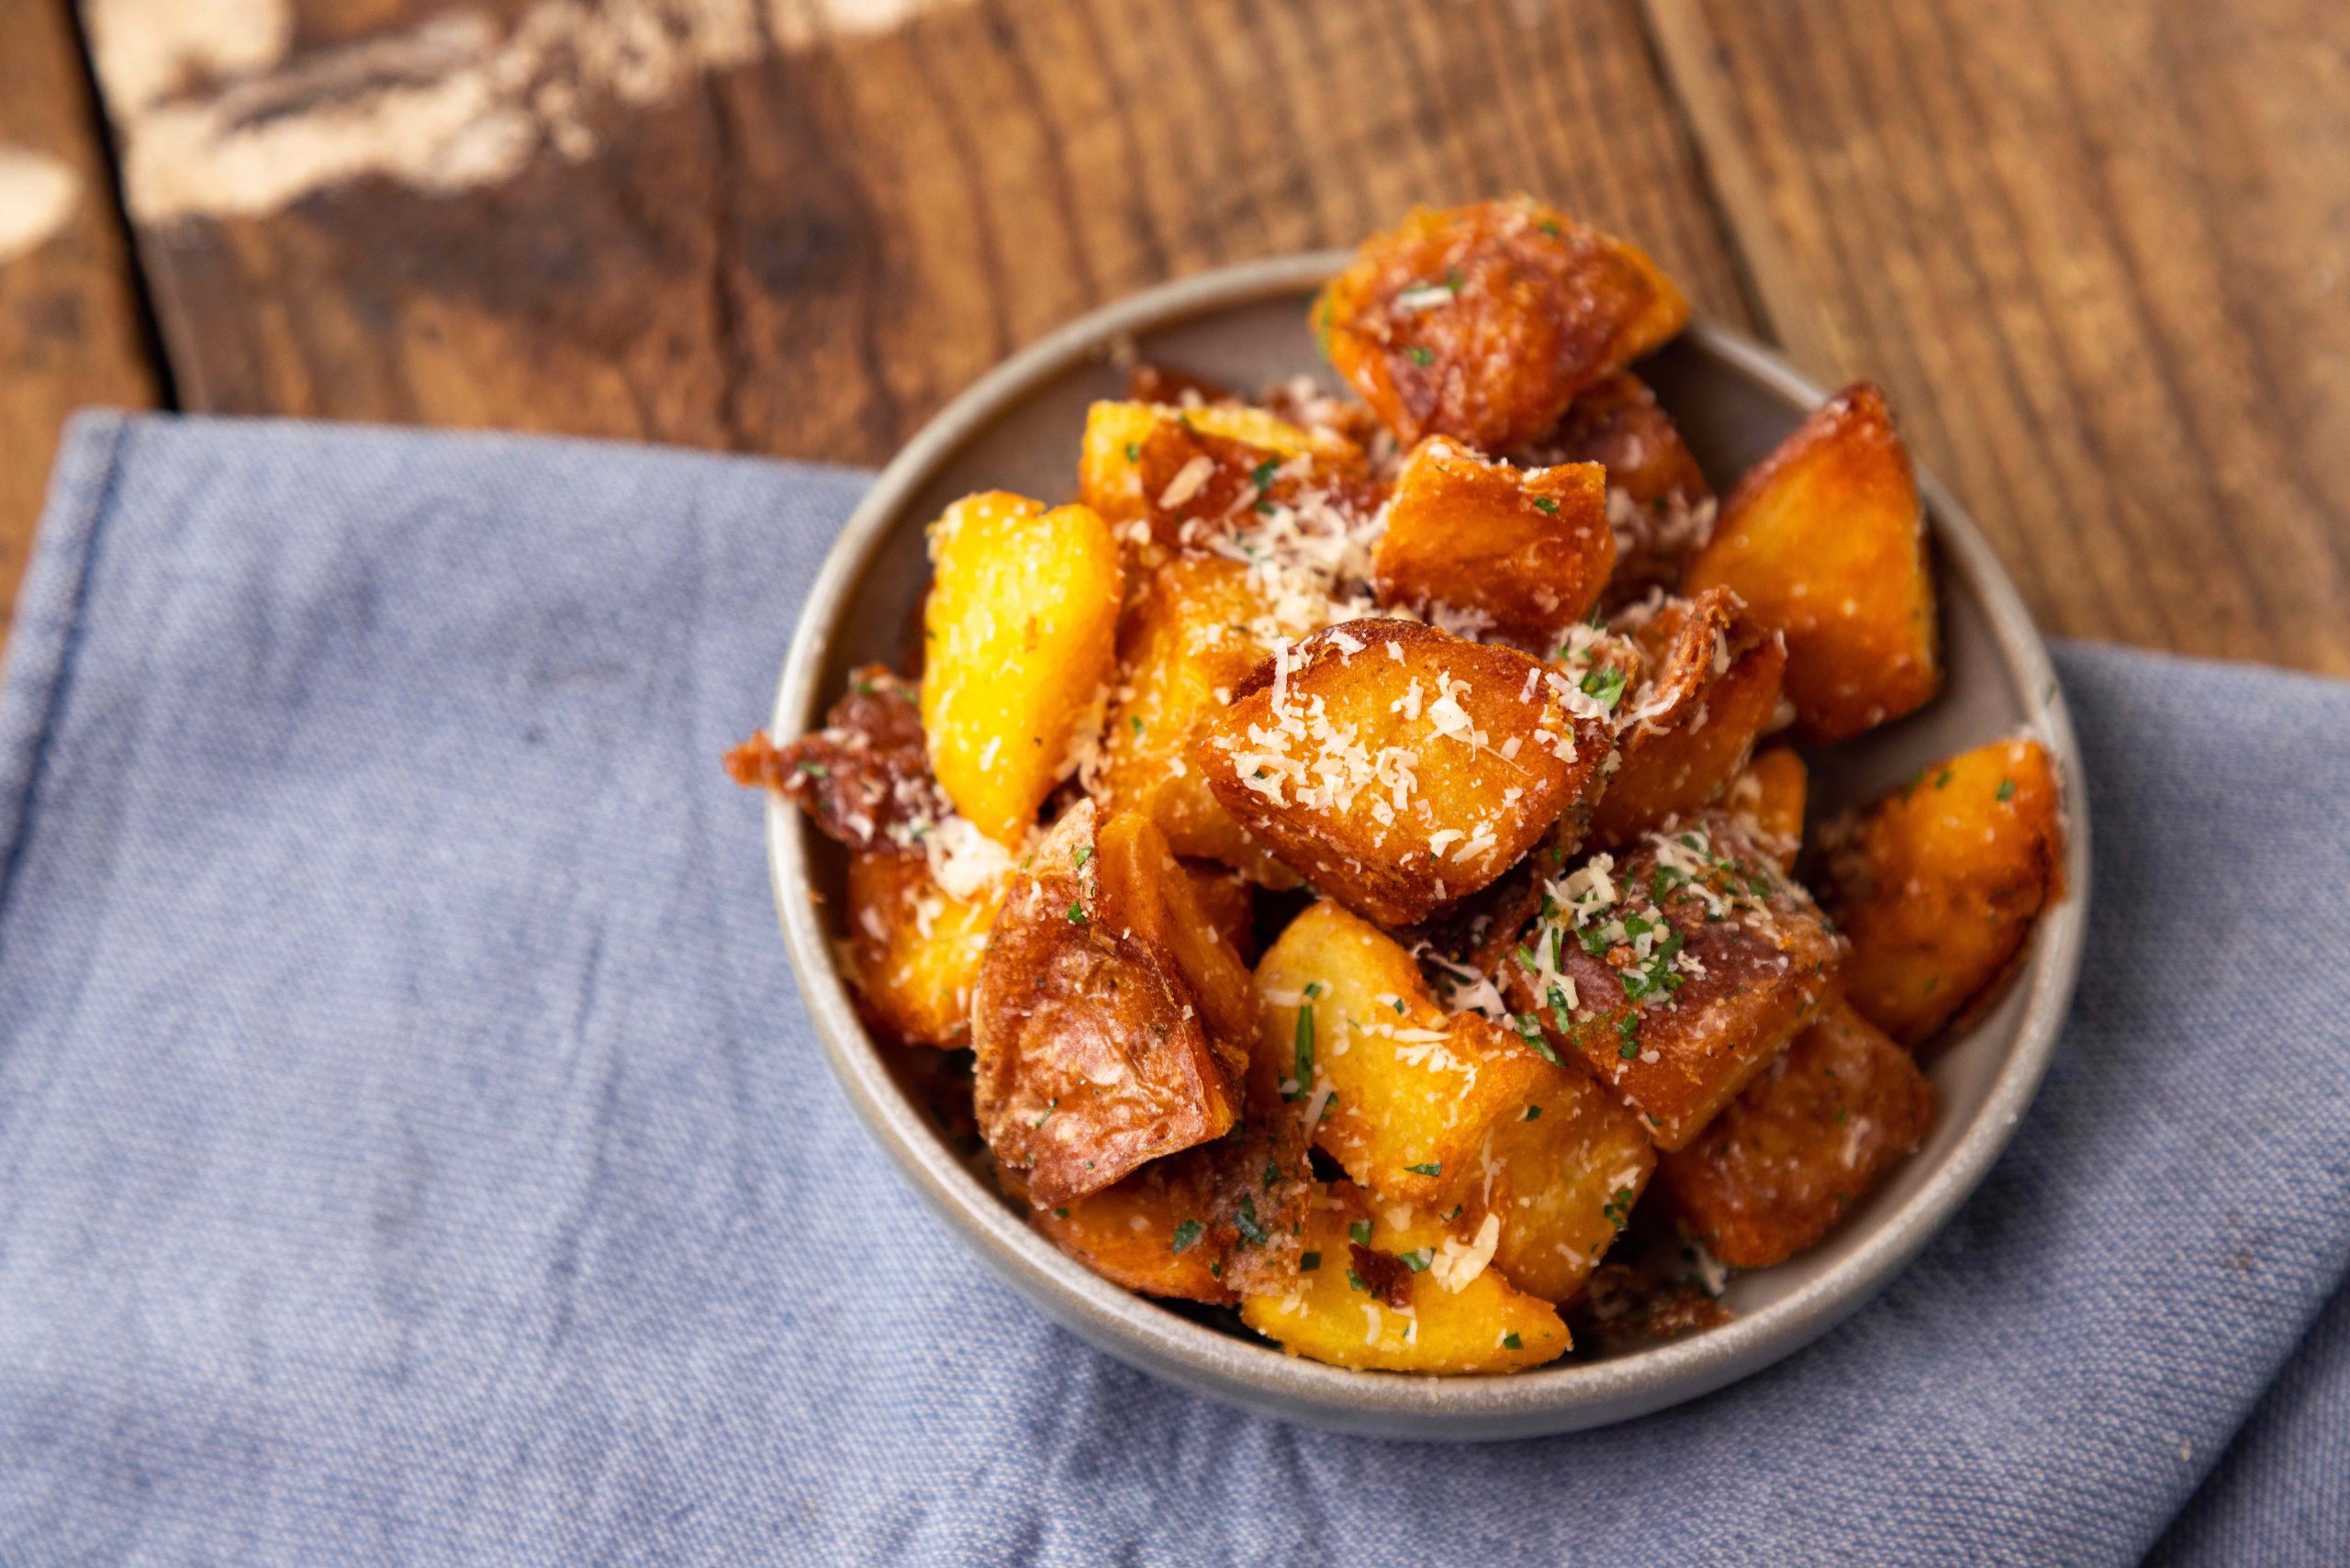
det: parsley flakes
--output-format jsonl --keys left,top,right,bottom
{"left": 1169, "top": 1219, "right": 1204, "bottom": 1254}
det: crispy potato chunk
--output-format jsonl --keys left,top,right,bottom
{"left": 1516, "top": 372, "right": 1718, "bottom": 611}
{"left": 1373, "top": 438, "right": 1614, "bottom": 644}
{"left": 1570, "top": 1261, "right": 1731, "bottom": 1353}
{"left": 1095, "top": 812, "right": 1257, "bottom": 1075}
{"left": 1239, "top": 1184, "right": 1569, "bottom": 1372}
{"left": 1724, "top": 747, "right": 1807, "bottom": 871}
{"left": 1682, "top": 384, "right": 1940, "bottom": 742}
{"left": 1656, "top": 1002, "right": 1933, "bottom": 1268}
{"left": 972, "top": 804, "right": 1241, "bottom": 1206}
{"left": 1255, "top": 901, "right": 1552, "bottom": 1208}
{"left": 842, "top": 850, "right": 1004, "bottom": 1047}
{"left": 1079, "top": 401, "right": 1364, "bottom": 527}
{"left": 1097, "top": 554, "right": 1308, "bottom": 887}
{"left": 1314, "top": 198, "right": 1689, "bottom": 454}
{"left": 1131, "top": 420, "right": 1386, "bottom": 561}
{"left": 1818, "top": 737, "right": 2065, "bottom": 1047}
{"left": 726, "top": 666, "right": 945, "bottom": 852}
{"left": 1195, "top": 620, "right": 1615, "bottom": 926}
{"left": 1505, "top": 814, "right": 1842, "bottom": 1150}
{"left": 1183, "top": 859, "right": 1258, "bottom": 964}
{"left": 1029, "top": 1114, "right": 1313, "bottom": 1303}
{"left": 922, "top": 493, "right": 1123, "bottom": 845}
{"left": 1468, "top": 1067, "right": 1656, "bottom": 1302}
{"left": 1589, "top": 590, "right": 1787, "bottom": 847}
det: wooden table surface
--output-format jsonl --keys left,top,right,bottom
{"left": 5, "top": 0, "right": 2344, "bottom": 672}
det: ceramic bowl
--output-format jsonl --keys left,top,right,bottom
{"left": 763, "top": 253, "right": 2089, "bottom": 1440}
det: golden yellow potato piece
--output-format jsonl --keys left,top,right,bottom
{"left": 921, "top": 492, "right": 1123, "bottom": 845}
{"left": 1468, "top": 1067, "right": 1656, "bottom": 1303}
{"left": 842, "top": 849, "right": 1004, "bottom": 1047}
{"left": 1819, "top": 737, "right": 2066, "bottom": 1046}
{"left": 1240, "top": 1184, "right": 1568, "bottom": 1372}
{"left": 1682, "top": 383, "right": 1940, "bottom": 742}
{"left": 1253, "top": 901, "right": 1551, "bottom": 1208}
{"left": 1078, "top": 401, "right": 1365, "bottom": 526}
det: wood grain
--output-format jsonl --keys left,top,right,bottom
{"left": 1643, "top": 0, "right": 2350, "bottom": 673}
{"left": 0, "top": 0, "right": 160, "bottom": 648}
{"left": 89, "top": 0, "right": 1748, "bottom": 466}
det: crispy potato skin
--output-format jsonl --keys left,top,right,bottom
{"left": 1240, "top": 1184, "right": 1569, "bottom": 1372}
{"left": 1657, "top": 1002, "right": 1933, "bottom": 1268}
{"left": 1819, "top": 737, "right": 2065, "bottom": 1047}
{"left": 1079, "top": 401, "right": 1364, "bottom": 527}
{"left": 1098, "top": 554, "right": 1306, "bottom": 887}
{"left": 1029, "top": 1113, "right": 1313, "bottom": 1303}
{"left": 1255, "top": 901, "right": 1552, "bottom": 1208}
{"left": 972, "top": 805, "right": 1241, "bottom": 1206}
{"left": 1724, "top": 748, "right": 1808, "bottom": 871}
{"left": 1515, "top": 372, "right": 1717, "bottom": 611}
{"left": 1470, "top": 1067, "right": 1656, "bottom": 1302}
{"left": 1682, "top": 384, "right": 1940, "bottom": 742}
{"left": 842, "top": 850, "right": 1003, "bottom": 1047}
{"left": 1195, "top": 620, "right": 1612, "bottom": 926}
{"left": 923, "top": 493, "right": 1123, "bottom": 845}
{"left": 728, "top": 666, "right": 946, "bottom": 852}
{"left": 1506, "top": 814, "right": 1842, "bottom": 1150}
{"left": 1315, "top": 199, "right": 1689, "bottom": 453}
{"left": 1589, "top": 590, "right": 1788, "bottom": 848}
{"left": 1374, "top": 438, "right": 1615, "bottom": 644}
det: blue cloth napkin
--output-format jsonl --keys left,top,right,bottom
{"left": 3, "top": 413, "right": 2345, "bottom": 1568}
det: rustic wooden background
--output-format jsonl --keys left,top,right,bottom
{"left": 5, "top": 0, "right": 2344, "bottom": 671}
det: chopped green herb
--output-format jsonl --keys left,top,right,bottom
{"left": 1503, "top": 1332, "right": 1524, "bottom": 1350}
{"left": 1170, "top": 1219, "right": 1203, "bottom": 1253}
{"left": 1263, "top": 1160, "right": 1281, "bottom": 1191}
{"left": 797, "top": 760, "right": 830, "bottom": 778}
{"left": 1537, "top": 219, "right": 1563, "bottom": 236}
{"left": 1998, "top": 777, "right": 2017, "bottom": 801}
{"left": 1602, "top": 1186, "right": 1635, "bottom": 1229}
{"left": 1300, "top": 1250, "right": 1323, "bottom": 1271}
{"left": 1234, "top": 1196, "right": 1269, "bottom": 1247}
{"left": 1129, "top": 716, "right": 1144, "bottom": 736}
{"left": 1349, "top": 1219, "right": 1374, "bottom": 1248}
{"left": 1533, "top": 497, "right": 1560, "bottom": 514}
{"left": 1933, "top": 768, "right": 1954, "bottom": 789}
{"left": 1617, "top": 1012, "right": 1642, "bottom": 1059}
{"left": 1052, "top": 1207, "right": 1069, "bottom": 1219}
{"left": 1347, "top": 1269, "right": 1370, "bottom": 1294}
{"left": 1067, "top": 902, "right": 1088, "bottom": 926}
{"left": 1512, "top": 1012, "right": 1561, "bottom": 1065}
{"left": 1285, "top": 1002, "right": 1315, "bottom": 1102}
{"left": 1404, "top": 345, "right": 1435, "bottom": 366}
{"left": 1209, "top": 1260, "right": 1223, "bottom": 1279}
{"left": 1404, "top": 1161, "right": 1442, "bottom": 1177}
{"left": 1397, "top": 1248, "right": 1434, "bottom": 1273}
{"left": 1124, "top": 442, "right": 1140, "bottom": 462}
{"left": 1524, "top": 1104, "right": 1542, "bottom": 1121}
{"left": 1250, "top": 457, "right": 1281, "bottom": 489}
{"left": 1072, "top": 845, "right": 1093, "bottom": 868}
{"left": 1580, "top": 665, "right": 1629, "bottom": 710}
{"left": 851, "top": 678, "right": 878, "bottom": 696}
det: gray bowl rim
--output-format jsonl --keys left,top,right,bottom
{"left": 763, "top": 251, "right": 2091, "bottom": 1436}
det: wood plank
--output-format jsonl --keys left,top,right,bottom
{"left": 83, "top": 0, "right": 1749, "bottom": 468}
{"left": 0, "top": 0, "right": 162, "bottom": 648}
{"left": 1643, "top": 0, "right": 2350, "bottom": 672}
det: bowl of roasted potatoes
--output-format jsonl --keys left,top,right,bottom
{"left": 734, "top": 200, "right": 2088, "bottom": 1439}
